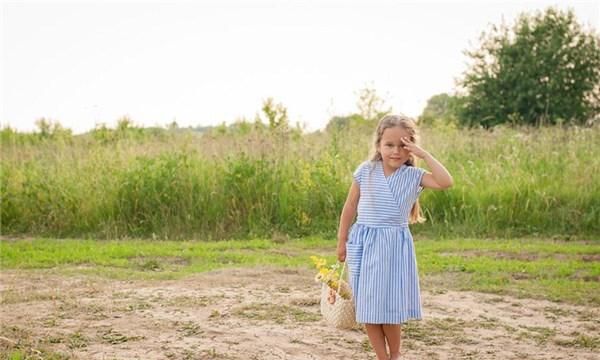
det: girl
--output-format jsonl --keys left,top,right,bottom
{"left": 336, "top": 114, "right": 453, "bottom": 360}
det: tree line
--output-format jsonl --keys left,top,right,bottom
{"left": 419, "top": 7, "right": 600, "bottom": 128}
{"left": 3, "top": 7, "right": 599, "bottom": 140}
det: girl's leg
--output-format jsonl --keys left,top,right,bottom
{"left": 365, "top": 324, "right": 388, "bottom": 360}
{"left": 382, "top": 324, "right": 402, "bottom": 359}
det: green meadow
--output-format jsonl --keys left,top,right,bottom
{"left": 1, "top": 236, "right": 598, "bottom": 306}
{"left": 1, "top": 123, "right": 599, "bottom": 303}
{"left": 1, "top": 124, "right": 599, "bottom": 360}
{"left": 1, "top": 124, "right": 599, "bottom": 240}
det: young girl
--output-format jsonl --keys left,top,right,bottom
{"left": 336, "top": 114, "right": 453, "bottom": 360}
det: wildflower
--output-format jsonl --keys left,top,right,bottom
{"left": 310, "top": 256, "right": 352, "bottom": 300}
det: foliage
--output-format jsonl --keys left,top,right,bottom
{"left": 1, "top": 123, "right": 599, "bottom": 239}
{"left": 0, "top": 119, "right": 73, "bottom": 146}
{"left": 355, "top": 86, "right": 392, "bottom": 123}
{"left": 459, "top": 7, "right": 600, "bottom": 127}
{"left": 418, "top": 93, "right": 463, "bottom": 127}
{"left": 90, "top": 116, "right": 166, "bottom": 143}
{"left": 325, "top": 114, "right": 365, "bottom": 132}
{"left": 261, "top": 97, "right": 289, "bottom": 130}
{"left": 204, "top": 98, "right": 304, "bottom": 139}
{"left": 35, "top": 118, "right": 73, "bottom": 140}
{"left": 325, "top": 86, "right": 391, "bottom": 132}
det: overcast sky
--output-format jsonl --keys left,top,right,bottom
{"left": 2, "top": 0, "right": 599, "bottom": 134}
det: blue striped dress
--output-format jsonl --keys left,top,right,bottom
{"left": 345, "top": 160, "right": 426, "bottom": 324}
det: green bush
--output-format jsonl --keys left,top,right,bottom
{"left": 1, "top": 123, "right": 598, "bottom": 240}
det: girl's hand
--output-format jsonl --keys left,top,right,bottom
{"left": 401, "top": 137, "right": 429, "bottom": 159}
{"left": 328, "top": 288, "right": 337, "bottom": 304}
{"left": 336, "top": 241, "right": 347, "bottom": 262}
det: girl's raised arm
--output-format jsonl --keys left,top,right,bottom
{"left": 400, "top": 136, "right": 453, "bottom": 190}
{"left": 420, "top": 153, "right": 453, "bottom": 190}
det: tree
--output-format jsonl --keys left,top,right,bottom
{"left": 325, "top": 86, "right": 391, "bottom": 132}
{"left": 459, "top": 7, "right": 600, "bottom": 127}
{"left": 325, "top": 114, "right": 365, "bottom": 132}
{"left": 34, "top": 118, "right": 72, "bottom": 140}
{"left": 356, "top": 86, "right": 392, "bottom": 123}
{"left": 261, "top": 97, "right": 289, "bottom": 130}
{"left": 418, "top": 93, "right": 462, "bottom": 126}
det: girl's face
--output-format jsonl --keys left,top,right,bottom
{"left": 378, "top": 126, "right": 411, "bottom": 171}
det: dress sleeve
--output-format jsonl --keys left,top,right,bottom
{"left": 412, "top": 166, "right": 427, "bottom": 196}
{"left": 352, "top": 161, "right": 367, "bottom": 185}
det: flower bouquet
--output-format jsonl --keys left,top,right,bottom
{"left": 310, "top": 256, "right": 352, "bottom": 302}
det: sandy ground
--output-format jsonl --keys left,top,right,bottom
{"left": 1, "top": 267, "right": 598, "bottom": 360}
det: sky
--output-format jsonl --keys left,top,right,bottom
{"left": 2, "top": 0, "right": 599, "bottom": 134}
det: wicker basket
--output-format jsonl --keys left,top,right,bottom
{"left": 319, "top": 263, "right": 358, "bottom": 330}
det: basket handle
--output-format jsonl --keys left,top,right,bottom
{"left": 337, "top": 261, "right": 346, "bottom": 294}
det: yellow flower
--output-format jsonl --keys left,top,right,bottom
{"left": 310, "top": 256, "right": 327, "bottom": 269}
{"left": 309, "top": 255, "right": 352, "bottom": 300}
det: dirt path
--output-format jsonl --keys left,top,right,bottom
{"left": 1, "top": 267, "right": 598, "bottom": 359}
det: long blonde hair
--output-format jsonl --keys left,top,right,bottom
{"left": 369, "top": 114, "right": 426, "bottom": 224}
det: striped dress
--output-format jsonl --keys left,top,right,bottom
{"left": 345, "top": 160, "right": 426, "bottom": 324}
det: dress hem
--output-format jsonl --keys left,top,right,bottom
{"left": 357, "top": 315, "right": 423, "bottom": 325}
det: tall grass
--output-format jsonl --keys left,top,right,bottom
{"left": 1, "top": 123, "right": 598, "bottom": 240}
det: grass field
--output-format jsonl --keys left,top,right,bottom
{"left": 1, "top": 236, "right": 599, "bottom": 359}
{"left": 2, "top": 123, "right": 599, "bottom": 358}
{"left": 2, "top": 236, "right": 598, "bottom": 306}
{"left": 2, "top": 124, "right": 599, "bottom": 240}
